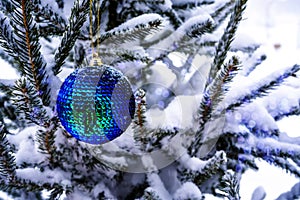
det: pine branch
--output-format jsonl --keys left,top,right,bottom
{"left": 53, "top": 0, "right": 89, "bottom": 75}
{"left": 0, "top": 178, "right": 64, "bottom": 199}
{"left": 0, "top": 0, "right": 14, "bottom": 16}
{"left": 142, "top": 189, "right": 163, "bottom": 200}
{"left": 276, "top": 182, "right": 300, "bottom": 200}
{"left": 11, "top": 0, "right": 50, "bottom": 105}
{"left": 272, "top": 157, "right": 300, "bottom": 178}
{"left": 210, "top": 0, "right": 235, "bottom": 27}
{"left": 34, "top": 2, "right": 66, "bottom": 37}
{"left": 274, "top": 102, "right": 300, "bottom": 121}
{"left": 179, "top": 151, "right": 227, "bottom": 186}
{"left": 172, "top": 0, "right": 214, "bottom": 10}
{"left": 148, "top": 18, "right": 213, "bottom": 67}
{"left": 226, "top": 64, "right": 300, "bottom": 111}
{"left": 186, "top": 20, "right": 214, "bottom": 38}
{"left": 0, "top": 90, "right": 17, "bottom": 123}
{"left": 99, "top": 48, "right": 151, "bottom": 65}
{"left": 0, "top": 12, "right": 25, "bottom": 72}
{"left": 12, "top": 78, "right": 49, "bottom": 126}
{"left": 133, "top": 89, "right": 150, "bottom": 151}
{"left": 0, "top": 82, "right": 12, "bottom": 96}
{"left": 190, "top": 56, "right": 240, "bottom": 156}
{"left": 217, "top": 171, "right": 241, "bottom": 200}
{"left": 241, "top": 54, "right": 267, "bottom": 77}
{"left": 163, "top": 8, "right": 182, "bottom": 29}
{"left": 36, "top": 117, "right": 59, "bottom": 166}
{"left": 99, "top": 15, "right": 164, "bottom": 46}
{"left": 232, "top": 134, "right": 300, "bottom": 167}
{"left": 0, "top": 123, "right": 16, "bottom": 181}
{"left": 207, "top": 0, "right": 247, "bottom": 86}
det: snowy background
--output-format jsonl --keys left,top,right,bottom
{"left": 0, "top": 0, "right": 300, "bottom": 199}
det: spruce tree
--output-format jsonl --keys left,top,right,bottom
{"left": 0, "top": 0, "right": 299, "bottom": 199}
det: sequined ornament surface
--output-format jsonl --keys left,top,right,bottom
{"left": 56, "top": 65, "right": 135, "bottom": 144}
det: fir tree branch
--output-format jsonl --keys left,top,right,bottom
{"left": 0, "top": 178, "right": 64, "bottom": 199}
{"left": 217, "top": 170, "right": 241, "bottom": 200}
{"left": 12, "top": 78, "right": 49, "bottom": 126}
{"left": 0, "top": 82, "right": 12, "bottom": 96}
{"left": 11, "top": 0, "right": 50, "bottom": 105}
{"left": 0, "top": 12, "right": 24, "bottom": 72}
{"left": 33, "top": 2, "right": 66, "bottom": 37}
{"left": 210, "top": 0, "right": 235, "bottom": 27}
{"left": 226, "top": 64, "right": 300, "bottom": 111}
{"left": 241, "top": 54, "right": 266, "bottom": 77}
{"left": 272, "top": 157, "right": 300, "bottom": 178}
{"left": 207, "top": 0, "right": 247, "bottom": 86}
{"left": 179, "top": 151, "right": 227, "bottom": 186}
{"left": 163, "top": 8, "right": 182, "bottom": 29}
{"left": 99, "top": 16, "right": 164, "bottom": 46}
{"left": 190, "top": 56, "right": 240, "bottom": 156}
{"left": 99, "top": 48, "right": 151, "bottom": 65}
{"left": 230, "top": 133, "right": 300, "bottom": 168}
{"left": 0, "top": 123, "right": 16, "bottom": 181}
{"left": 172, "top": 0, "right": 214, "bottom": 10}
{"left": 0, "top": 0, "right": 14, "bottom": 16}
{"left": 133, "top": 89, "right": 151, "bottom": 151}
{"left": 147, "top": 19, "right": 213, "bottom": 67}
{"left": 36, "top": 117, "right": 59, "bottom": 166}
{"left": 274, "top": 103, "right": 300, "bottom": 121}
{"left": 53, "top": 0, "right": 89, "bottom": 75}
{"left": 142, "top": 189, "right": 163, "bottom": 200}
{"left": 276, "top": 182, "right": 300, "bottom": 200}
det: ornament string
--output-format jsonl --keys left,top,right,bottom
{"left": 89, "top": 0, "right": 102, "bottom": 65}
{"left": 97, "top": 0, "right": 101, "bottom": 54}
{"left": 89, "top": 0, "right": 94, "bottom": 56}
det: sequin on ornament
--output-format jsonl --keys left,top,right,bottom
{"left": 56, "top": 65, "right": 135, "bottom": 144}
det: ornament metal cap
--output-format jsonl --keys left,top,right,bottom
{"left": 90, "top": 53, "right": 103, "bottom": 66}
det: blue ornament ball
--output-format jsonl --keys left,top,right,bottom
{"left": 56, "top": 65, "right": 135, "bottom": 145}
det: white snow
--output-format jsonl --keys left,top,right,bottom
{"left": 145, "top": 95, "right": 201, "bottom": 129}
{"left": 146, "top": 173, "right": 172, "bottom": 200}
{"left": 110, "top": 14, "right": 164, "bottom": 33}
{"left": 173, "top": 182, "right": 202, "bottom": 200}
{"left": 0, "top": 59, "right": 18, "bottom": 79}
{"left": 0, "top": 0, "right": 299, "bottom": 199}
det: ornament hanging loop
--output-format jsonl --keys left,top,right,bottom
{"left": 90, "top": 53, "right": 103, "bottom": 66}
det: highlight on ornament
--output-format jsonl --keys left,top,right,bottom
{"left": 56, "top": 64, "right": 136, "bottom": 145}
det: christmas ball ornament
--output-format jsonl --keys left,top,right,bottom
{"left": 56, "top": 63, "right": 135, "bottom": 145}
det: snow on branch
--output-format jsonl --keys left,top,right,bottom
{"left": 12, "top": 78, "right": 49, "bottom": 126}
{"left": 96, "top": 47, "right": 151, "bottom": 65}
{"left": 0, "top": 123, "right": 16, "bottom": 182}
{"left": 53, "top": 0, "right": 89, "bottom": 75}
{"left": 34, "top": 2, "right": 66, "bottom": 37}
{"left": 272, "top": 157, "right": 300, "bottom": 178}
{"left": 145, "top": 173, "right": 171, "bottom": 199}
{"left": 173, "top": 182, "right": 203, "bottom": 199}
{"left": 0, "top": 12, "right": 24, "bottom": 72}
{"left": 190, "top": 56, "right": 240, "bottom": 156}
{"left": 99, "top": 14, "right": 164, "bottom": 46}
{"left": 179, "top": 151, "right": 227, "bottom": 185}
{"left": 207, "top": 0, "right": 247, "bottom": 86}
{"left": 237, "top": 133, "right": 300, "bottom": 174}
{"left": 11, "top": 0, "right": 51, "bottom": 106}
{"left": 277, "top": 182, "right": 300, "bottom": 200}
{"left": 216, "top": 170, "right": 241, "bottom": 199}
{"left": 172, "top": 0, "right": 214, "bottom": 9}
{"left": 36, "top": 117, "right": 59, "bottom": 166}
{"left": 149, "top": 14, "right": 214, "bottom": 60}
{"left": 225, "top": 65, "right": 300, "bottom": 111}
{"left": 209, "top": 0, "right": 235, "bottom": 26}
